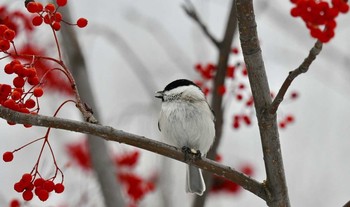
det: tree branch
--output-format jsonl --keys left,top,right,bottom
{"left": 0, "top": 105, "right": 267, "bottom": 201}
{"left": 269, "top": 40, "right": 323, "bottom": 114}
{"left": 236, "top": 0, "right": 290, "bottom": 206}
{"left": 182, "top": 0, "right": 220, "bottom": 48}
{"left": 343, "top": 200, "right": 350, "bottom": 207}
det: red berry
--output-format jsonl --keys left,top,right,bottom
{"left": 217, "top": 85, "right": 226, "bottom": 95}
{"left": 286, "top": 115, "right": 294, "bottom": 123}
{"left": 52, "top": 22, "right": 61, "bottom": 31}
{"left": 326, "top": 20, "right": 337, "bottom": 30}
{"left": 37, "top": 189, "right": 49, "bottom": 201}
{"left": 21, "top": 173, "right": 33, "bottom": 183}
{"left": 43, "top": 14, "right": 51, "bottom": 24}
{"left": 231, "top": 47, "right": 239, "bottom": 54}
{"left": 23, "top": 124, "right": 33, "bottom": 128}
{"left": 25, "top": 99, "right": 36, "bottom": 109}
{"left": 4, "top": 29, "right": 15, "bottom": 41}
{"left": 9, "top": 199, "right": 20, "bottom": 207}
{"left": 54, "top": 12, "right": 63, "bottom": 22}
{"left": 28, "top": 76, "right": 40, "bottom": 85}
{"left": 32, "top": 16, "right": 43, "bottom": 26}
{"left": 14, "top": 182, "right": 25, "bottom": 192}
{"left": 0, "top": 25, "right": 8, "bottom": 34}
{"left": 3, "top": 99, "right": 16, "bottom": 109}
{"left": 242, "top": 68, "right": 248, "bottom": 76}
{"left": 13, "top": 64, "right": 24, "bottom": 74}
{"left": 0, "top": 39, "right": 10, "bottom": 51}
{"left": 7, "top": 121, "right": 16, "bottom": 125}
{"left": 33, "top": 87, "right": 44, "bottom": 97}
{"left": 54, "top": 183, "right": 65, "bottom": 193}
{"left": 4, "top": 63, "right": 15, "bottom": 74}
{"left": 11, "top": 91, "right": 22, "bottom": 100}
{"left": 290, "top": 92, "right": 298, "bottom": 99}
{"left": 226, "top": 66, "right": 235, "bottom": 78}
{"left": 56, "top": 0, "right": 67, "bottom": 7}
{"left": 241, "top": 165, "right": 254, "bottom": 176}
{"left": 26, "top": 67, "right": 37, "bottom": 77}
{"left": 34, "top": 178, "right": 45, "bottom": 187}
{"left": 339, "top": 3, "right": 349, "bottom": 13}
{"left": 22, "top": 190, "right": 33, "bottom": 201}
{"left": 3, "top": 151, "right": 14, "bottom": 162}
{"left": 0, "top": 84, "right": 11, "bottom": 95}
{"left": 19, "top": 107, "right": 30, "bottom": 114}
{"left": 236, "top": 94, "right": 243, "bottom": 100}
{"left": 279, "top": 122, "right": 286, "bottom": 129}
{"left": 76, "top": 18, "right": 88, "bottom": 28}
{"left": 26, "top": 2, "right": 39, "bottom": 13}
{"left": 233, "top": 121, "right": 240, "bottom": 129}
{"left": 43, "top": 180, "right": 55, "bottom": 192}
{"left": 290, "top": 7, "right": 300, "bottom": 17}
{"left": 13, "top": 77, "right": 25, "bottom": 88}
{"left": 310, "top": 28, "right": 322, "bottom": 38}
{"left": 45, "top": 3, "right": 56, "bottom": 13}
{"left": 243, "top": 115, "right": 251, "bottom": 125}
{"left": 194, "top": 63, "right": 202, "bottom": 71}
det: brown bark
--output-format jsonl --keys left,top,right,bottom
{"left": 236, "top": 0, "right": 290, "bottom": 206}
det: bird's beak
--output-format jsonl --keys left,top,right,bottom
{"left": 155, "top": 91, "right": 164, "bottom": 99}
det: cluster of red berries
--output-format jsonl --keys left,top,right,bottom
{"left": 0, "top": 24, "right": 15, "bottom": 51}
{"left": 0, "top": 59, "right": 43, "bottom": 126}
{"left": 195, "top": 63, "right": 216, "bottom": 80}
{"left": 290, "top": 0, "right": 349, "bottom": 42}
{"left": 116, "top": 151, "right": 155, "bottom": 204}
{"left": 118, "top": 172, "right": 155, "bottom": 202}
{"left": 3, "top": 152, "right": 65, "bottom": 202}
{"left": 13, "top": 173, "right": 64, "bottom": 202}
{"left": 211, "top": 155, "right": 254, "bottom": 194}
{"left": 66, "top": 141, "right": 155, "bottom": 204}
{"left": 194, "top": 49, "right": 255, "bottom": 130}
{"left": 26, "top": 0, "right": 88, "bottom": 31}
{"left": 279, "top": 114, "right": 295, "bottom": 129}
{"left": 195, "top": 63, "right": 248, "bottom": 97}
{"left": 233, "top": 114, "right": 252, "bottom": 129}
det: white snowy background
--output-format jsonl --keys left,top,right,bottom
{"left": 1, "top": 0, "right": 350, "bottom": 206}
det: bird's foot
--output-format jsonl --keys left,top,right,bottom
{"left": 181, "top": 146, "right": 202, "bottom": 162}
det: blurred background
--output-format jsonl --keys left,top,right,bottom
{"left": 1, "top": 0, "right": 350, "bottom": 206}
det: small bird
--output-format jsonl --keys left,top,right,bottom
{"left": 156, "top": 79, "right": 215, "bottom": 196}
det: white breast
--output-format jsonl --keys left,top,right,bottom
{"left": 158, "top": 100, "right": 215, "bottom": 154}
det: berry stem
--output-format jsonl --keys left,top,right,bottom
{"left": 51, "top": 28, "right": 62, "bottom": 61}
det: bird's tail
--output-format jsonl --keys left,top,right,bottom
{"left": 186, "top": 165, "right": 205, "bottom": 196}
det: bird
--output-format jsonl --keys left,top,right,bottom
{"left": 155, "top": 79, "right": 215, "bottom": 196}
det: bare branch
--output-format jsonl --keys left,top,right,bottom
{"left": 0, "top": 106, "right": 267, "bottom": 200}
{"left": 236, "top": 0, "right": 290, "bottom": 206}
{"left": 269, "top": 40, "right": 323, "bottom": 114}
{"left": 182, "top": 0, "right": 220, "bottom": 48}
{"left": 343, "top": 200, "right": 350, "bottom": 207}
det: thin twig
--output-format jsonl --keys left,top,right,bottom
{"left": 269, "top": 40, "right": 323, "bottom": 114}
{"left": 182, "top": 0, "right": 220, "bottom": 48}
{"left": 0, "top": 105, "right": 267, "bottom": 200}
